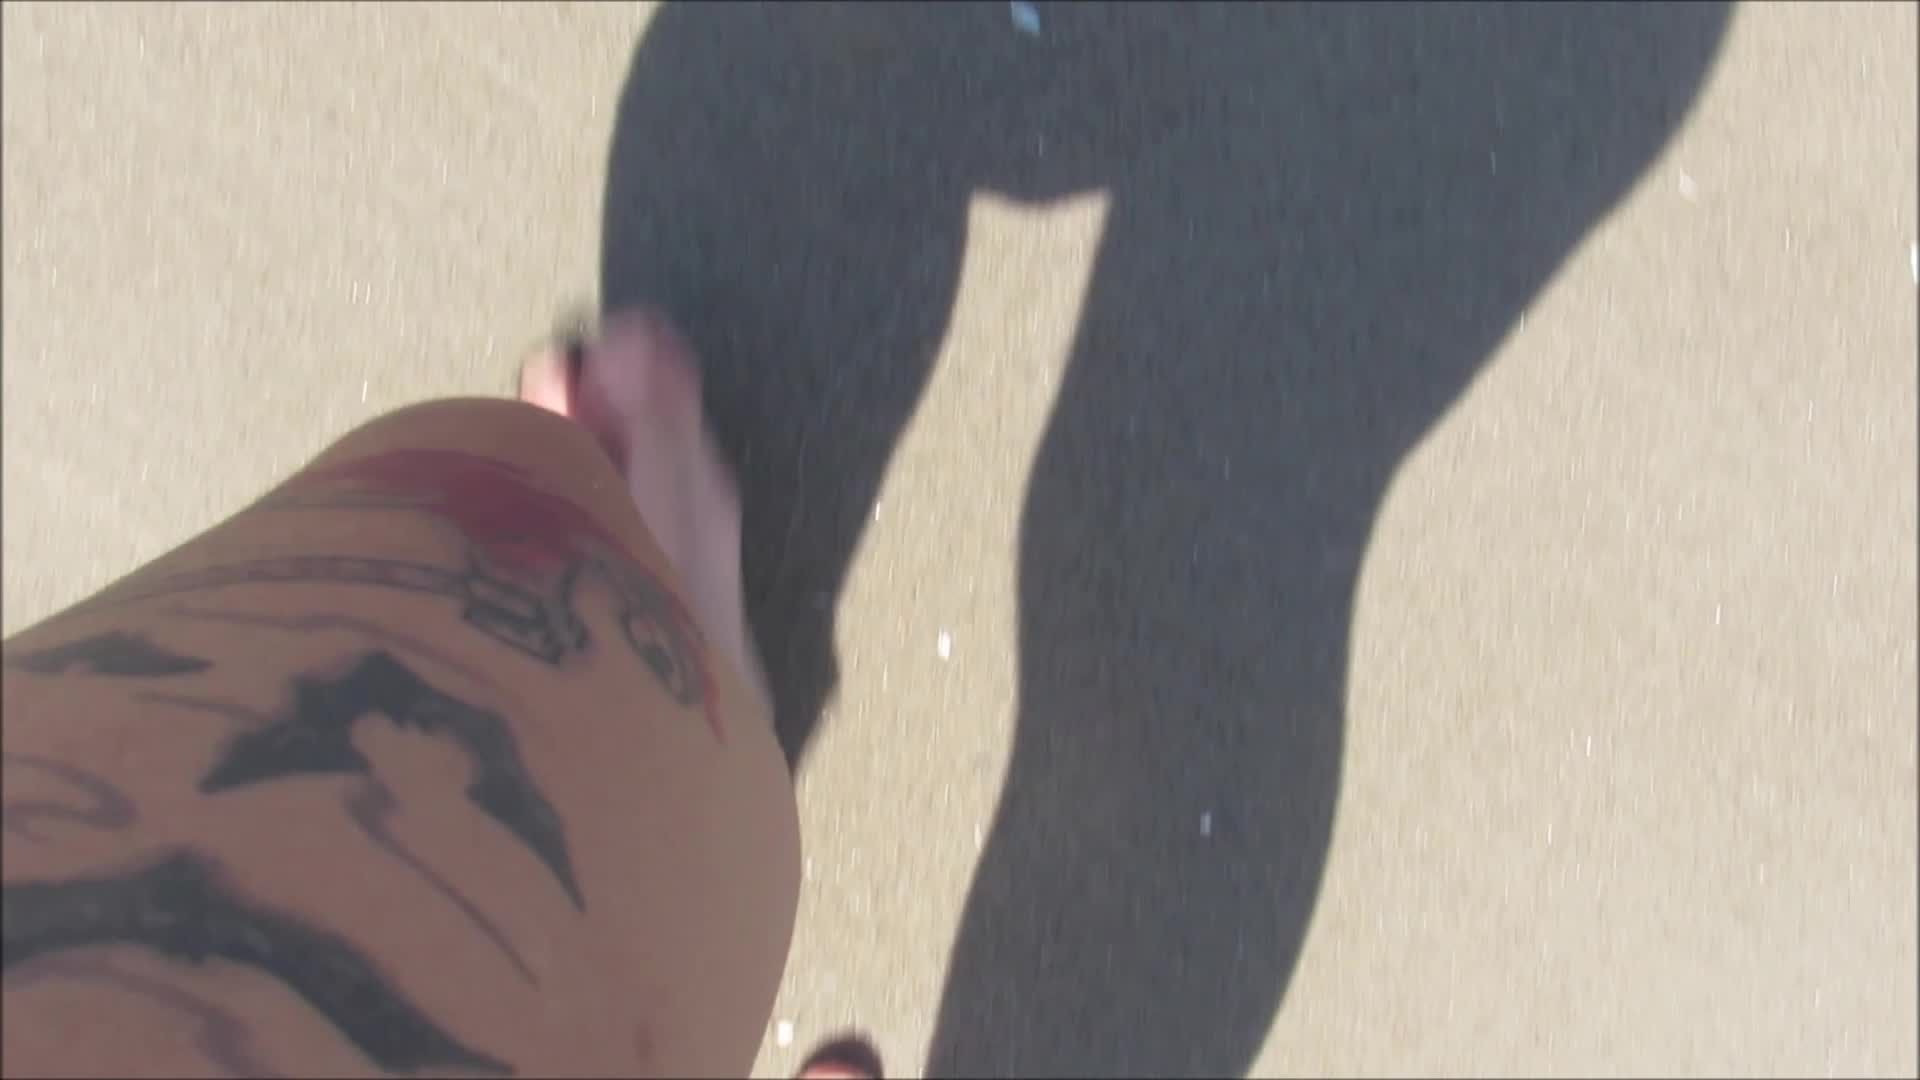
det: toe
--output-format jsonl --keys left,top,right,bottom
{"left": 517, "top": 343, "right": 576, "bottom": 417}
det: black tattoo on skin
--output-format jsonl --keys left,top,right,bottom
{"left": 2, "top": 850, "right": 512, "bottom": 1077}
{"left": 5, "top": 954, "right": 283, "bottom": 1078}
{"left": 1, "top": 753, "right": 138, "bottom": 844}
{"left": 7, "top": 630, "right": 211, "bottom": 677}
{"left": 137, "top": 690, "right": 275, "bottom": 727}
{"left": 95, "top": 555, "right": 584, "bottom": 667}
{"left": 85, "top": 553, "right": 702, "bottom": 708}
{"left": 160, "top": 605, "right": 511, "bottom": 696}
{"left": 346, "top": 781, "right": 538, "bottom": 984}
{"left": 196, "top": 650, "right": 584, "bottom": 911}
{"left": 134, "top": 691, "right": 539, "bottom": 982}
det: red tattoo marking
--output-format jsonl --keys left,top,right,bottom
{"left": 299, "top": 449, "right": 627, "bottom": 575}
{"left": 286, "top": 449, "right": 724, "bottom": 740}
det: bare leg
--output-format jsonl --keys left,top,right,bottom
{"left": 2, "top": 314, "right": 800, "bottom": 1077}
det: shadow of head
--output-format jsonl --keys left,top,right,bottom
{"left": 602, "top": 3, "right": 1731, "bottom": 1075}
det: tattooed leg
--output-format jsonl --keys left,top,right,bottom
{"left": 3, "top": 313, "right": 800, "bottom": 1077}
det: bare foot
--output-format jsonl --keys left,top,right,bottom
{"left": 518, "top": 309, "right": 770, "bottom": 716}
{"left": 527, "top": 313, "right": 872, "bottom": 1076}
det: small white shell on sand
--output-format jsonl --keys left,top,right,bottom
{"left": 775, "top": 1020, "right": 795, "bottom": 1048}
{"left": 937, "top": 630, "right": 953, "bottom": 659}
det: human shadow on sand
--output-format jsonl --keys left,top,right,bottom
{"left": 600, "top": 4, "right": 1730, "bottom": 1074}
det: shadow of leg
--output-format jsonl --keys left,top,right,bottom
{"left": 926, "top": 5, "right": 1732, "bottom": 1075}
